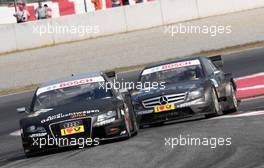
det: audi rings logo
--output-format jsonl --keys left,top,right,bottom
{"left": 159, "top": 96, "right": 168, "bottom": 105}
{"left": 62, "top": 121, "right": 81, "bottom": 128}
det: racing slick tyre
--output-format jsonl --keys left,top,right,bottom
{"left": 223, "top": 84, "right": 238, "bottom": 114}
{"left": 24, "top": 150, "right": 34, "bottom": 158}
{"left": 124, "top": 116, "right": 131, "bottom": 138}
{"left": 23, "top": 148, "right": 39, "bottom": 158}
{"left": 205, "top": 88, "right": 222, "bottom": 118}
{"left": 123, "top": 108, "right": 138, "bottom": 138}
{"left": 124, "top": 93, "right": 138, "bottom": 136}
{"left": 123, "top": 110, "right": 137, "bottom": 139}
{"left": 131, "top": 118, "right": 138, "bottom": 137}
{"left": 139, "top": 124, "right": 144, "bottom": 129}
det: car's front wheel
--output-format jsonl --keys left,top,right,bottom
{"left": 224, "top": 83, "right": 238, "bottom": 113}
{"left": 23, "top": 148, "right": 36, "bottom": 158}
{"left": 206, "top": 88, "right": 222, "bottom": 118}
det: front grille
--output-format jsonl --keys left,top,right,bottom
{"left": 140, "top": 108, "right": 193, "bottom": 124}
{"left": 142, "top": 93, "right": 186, "bottom": 108}
{"left": 49, "top": 117, "right": 92, "bottom": 139}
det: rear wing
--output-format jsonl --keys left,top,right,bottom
{"left": 209, "top": 55, "right": 223, "bottom": 69}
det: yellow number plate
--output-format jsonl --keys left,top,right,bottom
{"left": 154, "top": 104, "right": 176, "bottom": 113}
{"left": 60, "top": 125, "right": 85, "bottom": 136}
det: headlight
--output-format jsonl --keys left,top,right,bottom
{"left": 95, "top": 111, "right": 117, "bottom": 126}
{"left": 26, "top": 125, "right": 46, "bottom": 133}
{"left": 131, "top": 91, "right": 141, "bottom": 97}
{"left": 97, "top": 111, "right": 117, "bottom": 122}
{"left": 188, "top": 88, "right": 204, "bottom": 100}
{"left": 132, "top": 101, "right": 144, "bottom": 111}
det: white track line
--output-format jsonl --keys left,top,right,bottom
{"left": 242, "top": 95, "right": 264, "bottom": 102}
{"left": 0, "top": 90, "right": 33, "bottom": 98}
{"left": 237, "top": 85, "right": 264, "bottom": 91}
{"left": 235, "top": 72, "right": 264, "bottom": 80}
{"left": 211, "top": 110, "right": 264, "bottom": 120}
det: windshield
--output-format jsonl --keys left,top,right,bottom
{"left": 33, "top": 82, "right": 112, "bottom": 112}
{"left": 140, "top": 61, "right": 203, "bottom": 84}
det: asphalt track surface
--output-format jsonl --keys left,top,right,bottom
{"left": 0, "top": 48, "right": 264, "bottom": 168}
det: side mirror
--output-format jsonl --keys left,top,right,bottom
{"left": 17, "top": 107, "right": 29, "bottom": 114}
{"left": 213, "top": 70, "right": 221, "bottom": 75}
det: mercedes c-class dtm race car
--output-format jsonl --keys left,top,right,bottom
{"left": 18, "top": 72, "right": 138, "bottom": 157}
{"left": 131, "top": 56, "right": 239, "bottom": 128}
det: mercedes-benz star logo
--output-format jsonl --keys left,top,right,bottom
{"left": 159, "top": 96, "right": 168, "bottom": 105}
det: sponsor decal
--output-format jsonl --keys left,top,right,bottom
{"left": 176, "top": 101, "right": 198, "bottom": 108}
{"left": 29, "top": 133, "right": 47, "bottom": 138}
{"left": 28, "top": 109, "right": 53, "bottom": 117}
{"left": 70, "top": 113, "right": 87, "bottom": 119}
{"left": 137, "top": 110, "right": 153, "bottom": 115}
{"left": 41, "top": 110, "right": 99, "bottom": 123}
{"left": 61, "top": 125, "right": 85, "bottom": 136}
{"left": 95, "top": 118, "right": 115, "bottom": 126}
{"left": 37, "top": 76, "right": 105, "bottom": 95}
{"left": 142, "top": 59, "right": 200, "bottom": 75}
{"left": 154, "top": 104, "right": 176, "bottom": 113}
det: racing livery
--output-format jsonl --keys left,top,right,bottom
{"left": 18, "top": 72, "right": 137, "bottom": 157}
{"left": 131, "top": 56, "right": 239, "bottom": 128}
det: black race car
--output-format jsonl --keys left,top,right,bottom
{"left": 131, "top": 56, "right": 238, "bottom": 128}
{"left": 18, "top": 72, "right": 137, "bottom": 157}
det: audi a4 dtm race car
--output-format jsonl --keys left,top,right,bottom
{"left": 18, "top": 72, "right": 138, "bottom": 157}
{"left": 131, "top": 56, "right": 239, "bottom": 128}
